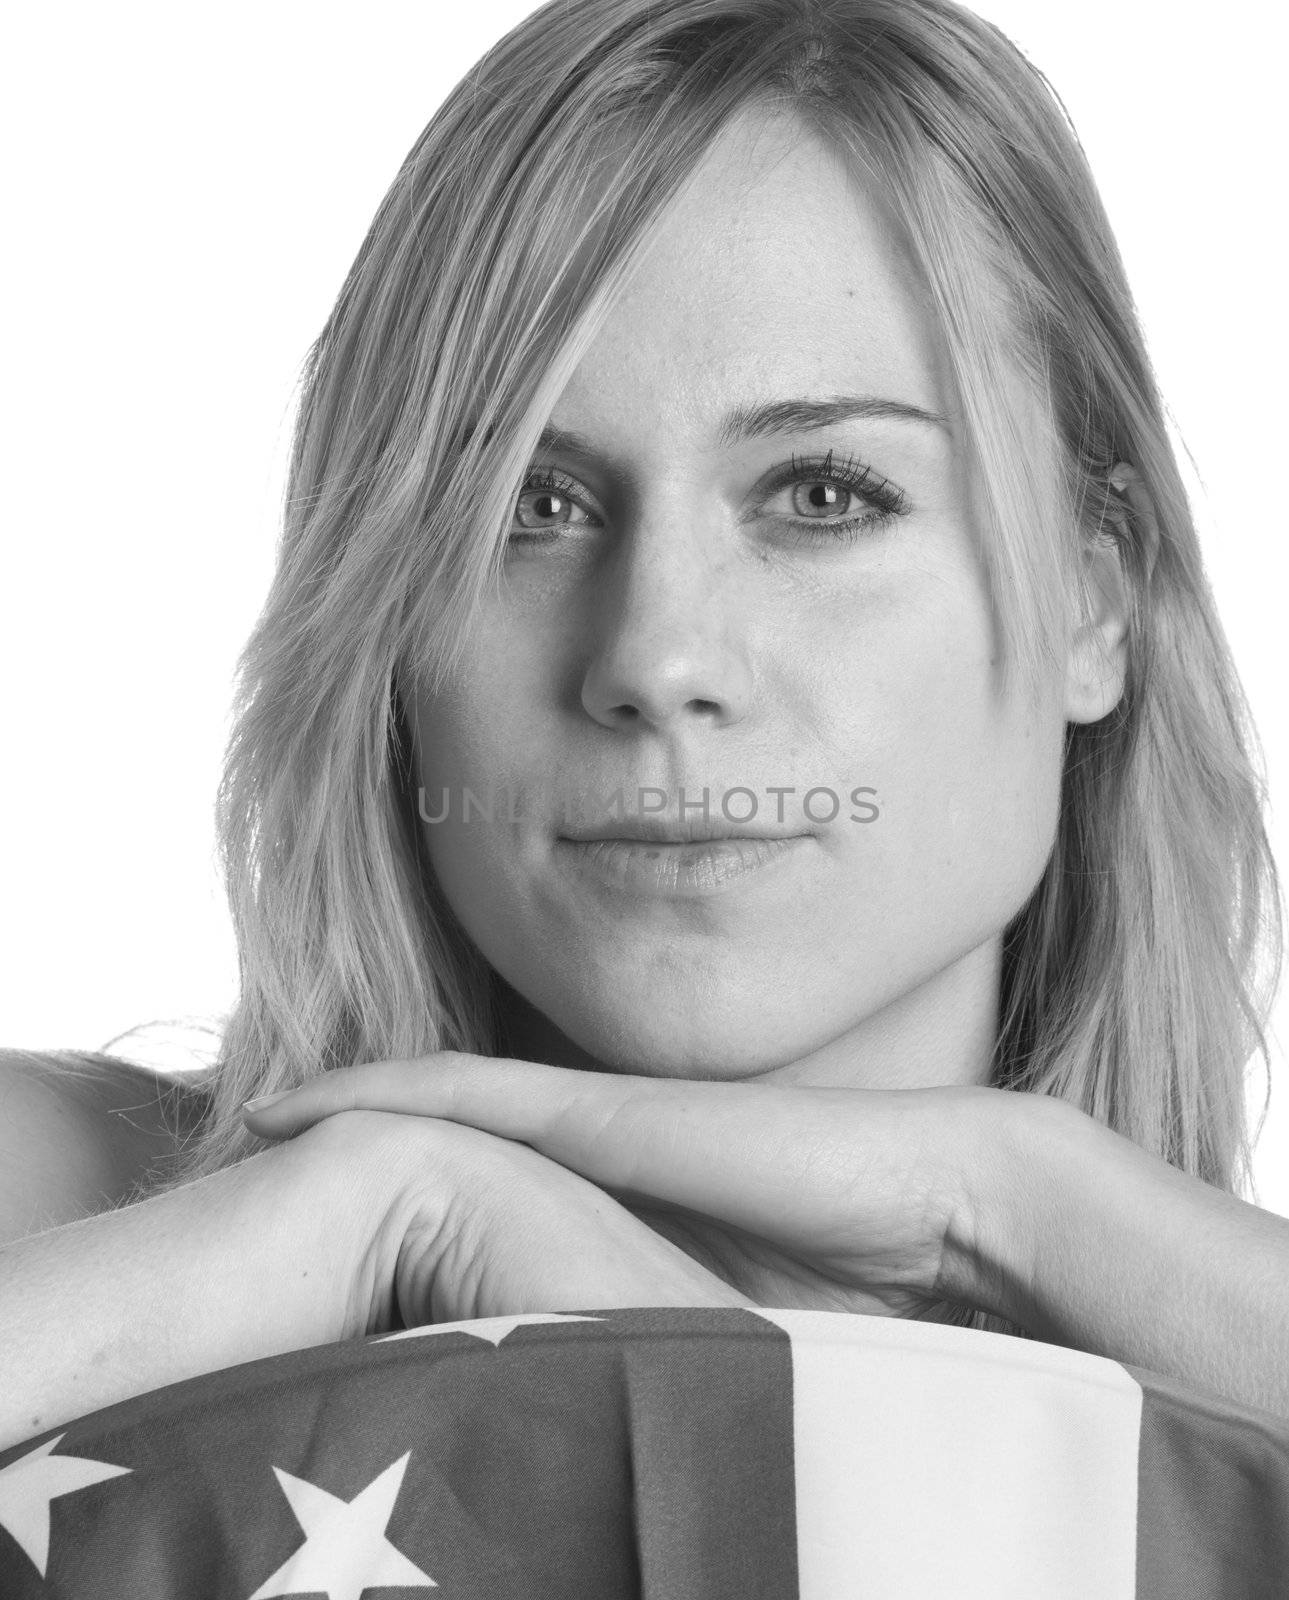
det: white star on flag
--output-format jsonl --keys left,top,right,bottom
{"left": 248, "top": 1450, "right": 436, "bottom": 1600}
{"left": 0, "top": 1434, "right": 132, "bottom": 1577}
{"left": 376, "top": 1311, "right": 605, "bottom": 1348}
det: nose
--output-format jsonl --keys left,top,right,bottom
{"left": 579, "top": 527, "right": 754, "bottom": 735}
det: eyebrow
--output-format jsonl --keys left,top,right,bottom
{"left": 536, "top": 394, "right": 950, "bottom": 459}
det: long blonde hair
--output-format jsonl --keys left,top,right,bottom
{"left": 91, "top": 0, "right": 1278, "bottom": 1337}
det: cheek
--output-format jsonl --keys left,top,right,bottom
{"left": 410, "top": 621, "right": 547, "bottom": 804}
{"left": 814, "top": 573, "right": 1064, "bottom": 949}
{"left": 408, "top": 672, "right": 538, "bottom": 922}
{"left": 852, "top": 627, "right": 1064, "bottom": 937}
{"left": 414, "top": 693, "right": 513, "bottom": 797}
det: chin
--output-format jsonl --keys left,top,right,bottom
{"left": 551, "top": 996, "right": 814, "bottom": 1082}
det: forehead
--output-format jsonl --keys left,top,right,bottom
{"left": 554, "top": 107, "right": 951, "bottom": 438}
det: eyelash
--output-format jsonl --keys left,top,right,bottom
{"left": 510, "top": 450, "right": 909, "bottom": 548}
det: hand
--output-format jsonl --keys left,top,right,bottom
{"left": 273, "top": 1107, "right": 755, "bottom": 1332}
{"left": 243, "top": 1054, "right": 1037, "bottom": 1322}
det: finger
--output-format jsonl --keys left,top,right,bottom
{"left": 239, "top": 1052, "right": 605, "bottom": 1143}
{"left": 240, "top": 1054, "right": 476, "bottom": 1134}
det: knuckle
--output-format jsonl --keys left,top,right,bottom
{"left": 295, "top": 1104, "right": 393, "bottom": 1157}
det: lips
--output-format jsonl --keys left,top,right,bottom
{"left": 559, "top": 819, "right": 805, "bottom": 844}
{"left": 555, "top": 832, "right": 811, "bottom": 897}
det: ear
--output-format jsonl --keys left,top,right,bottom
{"left": 1063, "top": 463, "right": 1153, "bottom": 725}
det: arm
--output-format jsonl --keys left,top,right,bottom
{"left": 953, "top": 1093, "right": 1289, "bottom": 1420}
{"left": 235, "top": 1051, "right": 1288, "bottom": 1402}
{"left": 0, "top": 1113, "right": 396, "bottom": 1455}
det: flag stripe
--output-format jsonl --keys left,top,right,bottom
{"left": 608, "top": 1306, "right": 800, "bottom": 1596}
{"left": 751, "top": 1309, "right": 1143, "bottom": 1597}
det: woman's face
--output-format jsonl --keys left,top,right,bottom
{"left": 408, "top": 108, "right": 1097, "bottom": 1088}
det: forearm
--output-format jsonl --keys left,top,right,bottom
{"left": 967, "top": 1094, "right": 1289, "bottom": 1421}
{"left": 0, "top": 1120, "right": 392, "bottom": 1454}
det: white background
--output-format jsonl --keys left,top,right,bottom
{"left": 2, "top": 3, "right": 1285, "bottom": 1209}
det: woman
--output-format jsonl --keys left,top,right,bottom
{"left": 3, "top": 0, "right": 1286, "bottom": 1451}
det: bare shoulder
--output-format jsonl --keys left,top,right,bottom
{"left": 0, "top": 1048, "right": 214, "bottom": 1246}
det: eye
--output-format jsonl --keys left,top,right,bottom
{"left": 755, "top": 451, "right": 909, "bottom": 545}
{"left": 510, "top": 467, "right": 596, "bottom": 543}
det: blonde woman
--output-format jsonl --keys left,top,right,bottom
{"left": 3, "top": 0, "right": 1286, "bottom": 1454}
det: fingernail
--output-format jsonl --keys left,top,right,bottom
{"left": 242, "top": 1090, "right": 290, "bottom": 1114}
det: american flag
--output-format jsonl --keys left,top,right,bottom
{"left": 2, "top": 1307, "right": 1286, "bottom": 1597}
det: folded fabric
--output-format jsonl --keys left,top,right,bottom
{"left": 2, "top": 1306, "right": 1286, "bottom": 1598}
